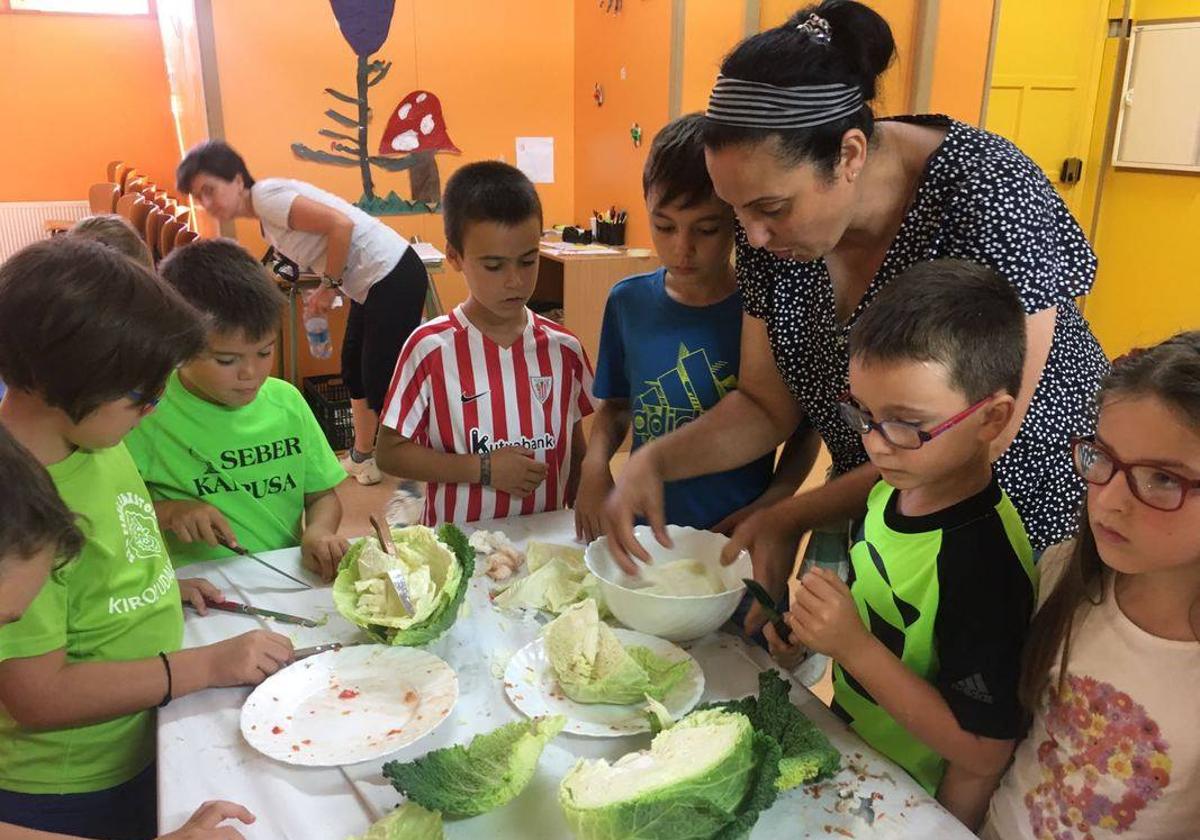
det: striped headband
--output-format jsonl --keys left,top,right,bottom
{"left": 705, "top": 75, "right": 864, "bottom": 130}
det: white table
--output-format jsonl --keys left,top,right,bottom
{"left": 158, "top": 511, "right": 972, "bottom": 839}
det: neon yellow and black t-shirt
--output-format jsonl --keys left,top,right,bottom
{"left": 832, "top": 477, "right": 1037, "bottom": 795}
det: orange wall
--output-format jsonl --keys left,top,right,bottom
{"left": 573, "top": 0, "right": 673, "bottom": 248}
{"left": 927, "top": 0, "right": 994, "bottom": 124}
{"left": 209, "top": 0, "right": 576, "bottom": 313}
{"left": 679, "top": 0, "right": 747, "bottom": 114}
{"left": 0, "top": 11, "right": 177, "bottom": 201}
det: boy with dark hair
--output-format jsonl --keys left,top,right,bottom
{"left": 0, "top": 238, "right": 292, "bottom": 838}
{"left": 377, "top": 161, "right": 595, "bottom": 525}
{"left": 778, "top": 258, "right": 1037, "bottom": 829}
{"left": 0, "top": 424, "right": 84, "bottom": 623}
{"left": 125, "top": 238, "right": 349, "bottom": 580}
{"left": 574, "top": 114, "right": 814, "bottom": 541}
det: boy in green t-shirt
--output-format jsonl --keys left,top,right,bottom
{"left": 777, "top": 260, "right": 1037, "bottom": 830}
{"left": 125, "top": 238, "right": 349, "bottom": 581}
{"left": 0, "top": 238, "right": 293, "bottom": 838}
{"left": 0, "top": 425, "right": 256, "bottom": 840}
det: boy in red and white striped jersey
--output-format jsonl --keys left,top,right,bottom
{"left": 377, "top": 162, "right": 594, "bottom": 526}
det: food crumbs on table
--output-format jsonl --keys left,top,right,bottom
{"left": 387, "top": 728, "right": 404, "bottom": 736}
{"left": 403, "top": 690, "right": 417, "bottom": 703}
{"left": 250, "top": 725, "right": 258, "bottom": 731}
{"left": 271, "top": 726, "right": 284, "bottom": 735}
{"left": 338, "top": 689, "right": 360, "bottom": 700}
{"left": 302, "top": 739, "right": 312, "bottom": 745}
{"left": 291, "top": 744, "right": 300, "bottom": 752}
{"left": 342, "top": 710, "right": 352, "bottom": 716}
{"left": 286, "top": 715, "right": 293, "bottom": 720}
{"left": 272, "top": 697, "right": 279, "bottom": 702}
{"left": 833, "top": 829, "right": 854, "bottom": 838}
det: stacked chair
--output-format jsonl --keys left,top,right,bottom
{"left": 87, "top": 160, "right": 201, "bottom": 263}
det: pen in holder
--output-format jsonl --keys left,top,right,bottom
{"left": 595, "top": 219, "right": 626, "bottom": 246}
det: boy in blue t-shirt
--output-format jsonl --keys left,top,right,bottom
{"left": 575, "top": 114, "right": 812, "bottom": 540}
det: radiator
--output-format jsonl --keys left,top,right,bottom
{"left": 0, "top": 201, "right": 90, "bottom": 262}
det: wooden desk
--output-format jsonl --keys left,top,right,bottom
{"left": 534, "top": 248, "right": 659, "bottom": 362}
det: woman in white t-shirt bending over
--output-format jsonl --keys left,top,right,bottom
{"left": 177, "top": 141, "right": 429, "bottom": 485}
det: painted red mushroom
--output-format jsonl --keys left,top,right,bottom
{"left": 378, "top": 90, "right": 460, "bottom": 204}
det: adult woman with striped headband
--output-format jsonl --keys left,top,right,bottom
{"left": 604, "top": 2, "right": 1108, "bottom": 624}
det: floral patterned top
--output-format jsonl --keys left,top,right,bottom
{"left": 736, "top": 115, "right": 1110, "bottom": 553}
{"left": 982, "top": 551, "right": 1200, "bottom": 839}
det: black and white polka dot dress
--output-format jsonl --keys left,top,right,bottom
{"left": 737, "top": 114, "right": 1110, "bottom": 554}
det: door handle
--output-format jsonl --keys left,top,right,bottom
{"left": 1060, "top": 157, "right": 1084, "bottom": 184}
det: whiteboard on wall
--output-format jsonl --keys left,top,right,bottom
{"left": 1112, "top": 20, "right": 1200, "bottom": 173}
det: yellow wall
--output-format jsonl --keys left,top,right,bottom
{"left": 208, "top": 0, "right": 576, "bottom": 315}
{"left": 0, "top": 11, "right": 177, "bottom": 200}
{"left": 573, "top": 0, "right": 673, "bottom": 248}
{"left": 1084, "top": 0, "right": 1200, "bottom": 355}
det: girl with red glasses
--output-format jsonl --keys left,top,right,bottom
{"left": 983, "top": 332, "right": 1200, "bottom": 840}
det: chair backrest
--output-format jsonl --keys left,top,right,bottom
{"left": 115, "top": 192, "right": 140, "bottom": 220}
{"left": 153, "top": 195, "right": 173, "bottom": 212}
{"left": 106, "top": 160, "right": 124, "bottom": 182}
{"left": 138, "top": 186, "right": 158, "bottom": 203}
{"left": 125, "top": 177, "right": 146, "bottom": 197}
{"left": 160, "top": 219, "right": 183, "bottom": 259}
{"left": 88, "top": 183, "right": 120, "bottom": 214}
{"left": 128, "top": 199, "right": 151, "bottom": 238}
{"left": 172, "top": 205, "right": 192, "bottom": 227}
{"left": 144, "top": 208, "right": 168, "bottom": 262}
{"left": 121, "top": 170, "right": 142, "bottom": 193}
{"left": 174, "top": 228, "right": 198, "bottom": 250}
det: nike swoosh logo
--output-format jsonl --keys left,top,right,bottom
{"left": 461, "top": 391, "right": 489, "bottom": 404}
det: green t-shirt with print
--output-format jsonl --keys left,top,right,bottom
{"left": 0, "top": 443, "right": 183, "bottom": 794}
{"left": 832, "top": 478, "right": 1037, "bottom": 795}
{"left": 125, "top": 373, "right": 346, "bottom": 566}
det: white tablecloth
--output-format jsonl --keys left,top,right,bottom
{"left": 158, "top": 510, "right": 972, "bottom": 839}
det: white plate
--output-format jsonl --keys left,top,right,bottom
{"left": 504, "top": 629, "right": 704, "bottom": 737}
{"left": 240, "top": 645, "right": 457, "bottom": 766}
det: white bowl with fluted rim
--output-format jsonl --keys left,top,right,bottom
{"left": 584, "top": 525, "right": 752, "bottom": 642}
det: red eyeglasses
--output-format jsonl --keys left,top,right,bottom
{"left": 838, "top": 394, "right": 994, "bottom": 451}
{"left": 1072, "top": 437, "right": 1200, "bottom": 512}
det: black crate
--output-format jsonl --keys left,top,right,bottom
{"left": 303, "top": 374, "right": 354, "bottom": 452}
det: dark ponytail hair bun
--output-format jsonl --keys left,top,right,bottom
{"left": 793, "top": 0, "right": 895, "bottom": 101}
{"left": 705, "top": 1, "right": 896, "bottom": 173}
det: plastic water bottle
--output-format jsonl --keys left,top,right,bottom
{"left": 304, "top": 316, "right": 332, "bottom": 359}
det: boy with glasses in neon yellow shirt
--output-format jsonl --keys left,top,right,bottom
{"left": 775, "top": 259, "right": 1038, "bottom": 831}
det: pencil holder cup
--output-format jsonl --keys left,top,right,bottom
{"left": 595, "top": 220, "right": 626, "bottom": 246}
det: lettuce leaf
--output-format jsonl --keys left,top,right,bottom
{"left": 383, "top": 715, "right": 565, "bottom": 817}
{"left": 347, "top": 802, "right": 443, "bottom": 840}
{"left": 545, "top": 599, "right": 689, "bottom": 704}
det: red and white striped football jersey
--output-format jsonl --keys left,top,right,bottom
{"left": 381, "top": 305, "right": 595, "bottom": 526}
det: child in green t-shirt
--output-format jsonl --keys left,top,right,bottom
{"left": 777, "top": 260, "right": 1038, "bottom": 830}
{"left": 125, "top": 238, "right": 349, "bottom": 581}
{"left": 0, "top": 238, "right": 293, "bottom": 838}
{"left": 0, "top": 424, "right": 256, "bottom": 840}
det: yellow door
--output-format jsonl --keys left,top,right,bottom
{"left": 984, "top": 1, "right": 1109, "bottom": 225}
